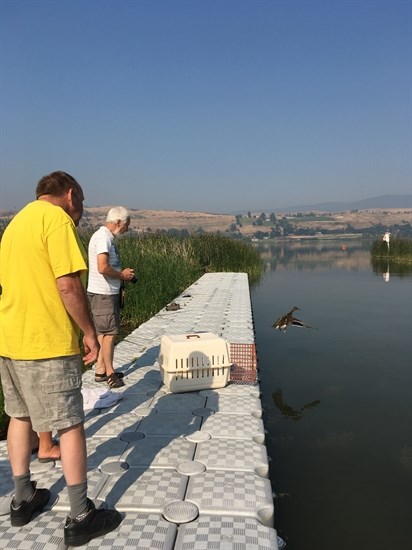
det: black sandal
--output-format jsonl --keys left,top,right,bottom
{"left": 95, "top": 371, "right": 125, "bottom": 382}
{"left": 106, "top": 372, "right": 125, "bottom": 388}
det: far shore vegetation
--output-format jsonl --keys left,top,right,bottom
{"left": 0, "top": 230, "right": 263, "bottom": 439}
{"left": 2, "top": 207, "right": 412, "bottom": 241}
{"left": 234, "top": 212, "right": 412, "bottom": 239}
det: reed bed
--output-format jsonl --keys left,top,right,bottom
{"left": 113, "top": 232, "right": 263, "bottom": 329}
{"left": 370, "top": 238, "right": 412, "bottom": 262}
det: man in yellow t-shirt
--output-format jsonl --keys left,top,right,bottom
{"left": 1, "top": 199, "right": 88, "bottom": 359}
{"left": 0, "top": 171, "right": 121, "bottom": 546}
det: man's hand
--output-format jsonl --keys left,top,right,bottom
{"left": 82, "top": 333, "right": 100, "bottom": 365}
{"left": 121, "top": 267, "right": 135, "bottom": 281}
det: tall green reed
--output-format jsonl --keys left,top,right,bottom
{"left": 371, "top": 238, "right": 412, "bottom": 262}
{"left": 115, "top": 233, "right": 263, "bottom": 329}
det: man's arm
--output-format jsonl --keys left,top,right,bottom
{"left": 56, "top": 272, "right": 99, "bottom": 365}
{"left": 97, "top": 253, "right": 135, "bottom": 281}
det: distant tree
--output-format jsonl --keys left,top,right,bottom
{"left": 259, "top": 212, "right": 266, "bottom": 220}
{"left": 279, "top": 217, "right": 294, "bottom": 235}
{"left": 270, "top": 227, "right": 281, "bottom": 238}
{"left": 256, "top": 218, "right": 263, "bottom": 226}
{"left": 269, "top": 212, "right": 276, "bottom": 224}
{"left": 166, "top": 228, "right": 189, "bottom": 237}
{"left": 247, "top": 211, "right": 252, "bottom": 218}
{"left": 295, "top": 227, "right": 316, "bottom": 236}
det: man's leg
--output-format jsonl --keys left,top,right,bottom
{"left": 59, "top": 423, "right": 87, "bottom": 486}
{"left": 61, "top": 421, "right": 122, "bottom": 545}
{"left": 97, "top": 334, "right": 115, "bottom": 376}
{"left": 2, "top": 359, "right": 50, "bottom": 523}
{"left": 92, "top": 296, "right": 122, "bottom": 382}
{"left": 59, "top": 422, "right": 88, "bottom": 519}
{"left": 94, "top": 334, "right": 124, "bottom": 385}
{"left": 38, "top": 431, "right": 61, "bottom": 461}
{"left": 8, "top": 417, "right": 50, "bottom": 525}
{"left": 31, "top": 429, "right": 40, "bottom": 452}
{"left": 8, "top": 417, "right": 32, "bottom": 477}
{"left": 94, "top": 333, "right": 107, "bottom": 377}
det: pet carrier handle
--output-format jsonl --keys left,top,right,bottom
{"left": 186, "top": 334, "right": 200, "bottom": 339}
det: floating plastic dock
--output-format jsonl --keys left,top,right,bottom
{"left": 0, "top": 273, "right": 282, "bottom": 549}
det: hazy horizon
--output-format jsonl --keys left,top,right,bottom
{"left": 1, "top": 1, "right": 411, "bottom": 213}
{"left": 1, "top": 193, "right": 410, "bottom": 217}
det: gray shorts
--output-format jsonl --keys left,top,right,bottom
{"left": 0, "top": 355, "right": 84, "bottom": 432}
{"left": 87, "top": 292, "right": 120, "bottom": 335}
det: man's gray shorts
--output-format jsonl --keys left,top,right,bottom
{"left": 87, "top": 292, "right": 120, "bottom": 335}
{"left": 0, "top": 355, "right": 84, "bottom": 432}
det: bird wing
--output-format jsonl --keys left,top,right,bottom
{"left": 290, "top": 317, "right": 316, "bottom": 329}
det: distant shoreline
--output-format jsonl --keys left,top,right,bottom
{"left": 1, "top": 207, "right": 411, "bottom": 240}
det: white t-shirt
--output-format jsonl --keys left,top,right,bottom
{"left": 87, "top": 226, "right": 121, "bottom": 295}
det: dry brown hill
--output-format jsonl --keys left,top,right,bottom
{"left": 1, "top": 206, "right": 411, "bottom": 236}
{"left": 81, "top": 207, "right": 235, "bottom": 233}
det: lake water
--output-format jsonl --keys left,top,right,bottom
{"left": 250, "top": 240, "right": 412, "bottom": 550}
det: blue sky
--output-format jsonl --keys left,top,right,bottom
{"left": 1, "top": 0, "right": 411, "bottom": 213}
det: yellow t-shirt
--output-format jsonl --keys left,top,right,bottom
{"left": 0, "top": 200, "right": 88, "bottom": 360}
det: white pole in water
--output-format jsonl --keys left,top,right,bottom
{"left": 383, "top": 231, "right": 390, "bottom": 252}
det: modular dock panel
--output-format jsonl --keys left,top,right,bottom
{"left": 0, "top": 273, "right": 283, "bottom": 549}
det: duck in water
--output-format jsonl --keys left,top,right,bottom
{"left": 272, "top": 306, "right": 314, "bottom": 332}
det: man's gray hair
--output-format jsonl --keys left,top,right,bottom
{"left": 106, "top": 206, "right": 129, "bottom": 223}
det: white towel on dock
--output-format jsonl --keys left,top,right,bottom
{"left": 82, "top": 388, "right": 123, "bottom": 411}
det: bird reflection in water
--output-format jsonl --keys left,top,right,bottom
{"left": 273, "top": 388, "right": 320, "bottom": 421}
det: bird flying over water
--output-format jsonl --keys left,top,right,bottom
{"left": 272, "top": 306, "right": 314, "bottom": 332}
